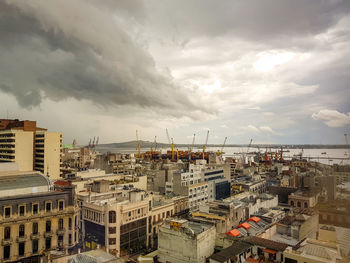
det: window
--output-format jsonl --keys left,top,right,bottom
{"left": 46, "top": 220, "right": 51, "bottom": 232}
{"left": 58, "top": 200, "right": 64, "bottom": 211}
{"left": 128, "top": 211, "right": 131, "bottom": 217}
{"left": 32, "top": 223, "right": 38, "bottom": 235}
{"left": 58, "top": 218, "right": 64, "bottom": 230}
{"left": 290, "top": 201, "right": 294, "bottom": 207}
{"left": 69, "top": 234, "right": 72, "bottom": 245}
{"left": 4, "top": 227, "right": 10, "bottom": 239}
{"left": 304, "top": 202, "right": 308, "bottom": 208}
{"left": 138, "top": 209, "right": 140, "bottom": 214}
{"left": 45, "top": 238, "right": 51, "bottom": 250}
{"left": 109, "top": 238, "right": 116, "bottom": 245}
{"left": 3, "top": 245, "right": 10, "bottom": 259}
{"left": 32, "top": 239, "right": 38, "bottom": 253}
{"left": 109, "top": 227, "right": 116, "bottom": 234}
{"left": 109, "top": 211, "right": 116, "bottom": 223}
{"left": 46, "top": 202, "right": 51, "bottom": 212}
{"left": 4, "top": 207, "right": 11, "bottom": 218}
{"left": 297, "top": 201, "right": 301, "bottom": 208}
{"left": 69, "top": 218, "right": 72, "bottom": 230}
{"left": 19, "top": 205, "right": 25, "bottom": 216}
{"left": 32, "top": 204, "right": 38, "bottom": 214}
{"left": 19, "top": 242, "right": 25, "bottom": 256}
{"left": 19, "top": 224, "right": 25, "bottom": 237}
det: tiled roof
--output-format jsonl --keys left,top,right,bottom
{"left": 209, "top": 241, "right": 252, "bottom": 263}
{"left": 245, "top": 236, "right": 288, "bottom": 251}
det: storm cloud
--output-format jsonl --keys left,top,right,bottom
{"left": 0, "top": 0, "right": 204, "bottom": 115}
{"left": 0, "top": 0, "right": 349, "bottom": 144}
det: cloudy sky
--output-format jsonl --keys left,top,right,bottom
{"left": 1, "top": 0, "right": 350, "bottom": 145}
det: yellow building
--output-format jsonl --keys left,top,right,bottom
{"left": 34, "top": 131, "right": 62, "bottom": 180}
{"left": 0, "top": 169, "right": 80, "bottom": 262}
{"left": 0, "top": 130, "right": 34, "bottom": 171}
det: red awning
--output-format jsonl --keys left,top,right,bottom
{"left": 226, "top": 229, "right": 241, "bottom": 237}
{"left": 263, "top": 248, "right": 277, "bottom": 254}
{"left": 248, "top": 216, "right": 261, "bottom": 223}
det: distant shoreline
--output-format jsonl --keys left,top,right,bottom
{"left": 96, "top": 141, "right": 349, "bottom": 149}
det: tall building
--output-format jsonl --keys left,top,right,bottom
{"left": 0, "top": 164, "right": 80, "bottom": 262}
{"left": 34, "top": 131, "right": 63, "bottom": 179}
{"left": 0, "top": 119, "right": 62, "bottom": 178}
{"left": 0, "top": 130, "right": 34, "bottom": 171}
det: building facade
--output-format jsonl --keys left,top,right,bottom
{"left": 34, "top": 131, "right": 63, "bottom": 180}
{"left": 0, "top": 172, "right": 79, "bottom": 263}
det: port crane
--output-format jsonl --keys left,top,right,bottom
{"left": 189, "top": 134, "right": 196, "bottom": 161}
{"left": 218, "top": 137, "right": 227, "bottom": 156}
{"left": 345, "top": 134, "right": 350, "bottom": 164}
{"left": 136, "top": 130, "right": 141, "bottom": 157}
{"left": 203, "top": 130, "right": 209, "bottom": 160}
{"left": 166, "top": 128, "right": 175, "bottom": 161}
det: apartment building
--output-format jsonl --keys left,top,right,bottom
{"left": 0, "top": 130, "right": 34, "bottom": 171}
{"left": 172, "top": 163, "right": 230, "bottom": 211}
{"left": 34, "top": 131, "right": 63, "bottom": 180}
{"left": 0, "top": 166, "right": 79, "bottom": 263}
{"left": 78, "top": 182, "right": 151, "bottom": 257}
{"left": 78, "top": 180, "right": 189, "bottom": 257}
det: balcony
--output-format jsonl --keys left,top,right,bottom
{"left": 44, "top": 231, "right": 53, "bottom": 238}
{"left": 16, "top": 235, "right": 27, "bottom": 242}
{"left": 56, "top": 228, "right": 65, "bottom": 235}
{"left": 30, "top": 233, "right": 40, "bottom": 240}
{"left": 1, "top": 238, "right": 12, "bottom": 246}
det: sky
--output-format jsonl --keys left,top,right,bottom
{"left": 0, "top": 0, "right": 350, "bottom": 145}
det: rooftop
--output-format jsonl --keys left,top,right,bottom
{"left": 0, "top": 171, "right": 51, "bottom": 197}
{"left": 209, "top": 241, "right": 252, "bottom": 263}
{"left": 245, "top": 236, "right": 288, "bottom": 251}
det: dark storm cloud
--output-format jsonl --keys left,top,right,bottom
{"left": 0, "top": 1, "right": 204, "bottom": 115}
{"left": 141, "top": 0, "right": 350, "bottom": 46}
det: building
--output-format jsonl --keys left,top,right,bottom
{"left": 316, "top": 199, "right": 350, "bottom": 228}
{"left": 0, "top": 165, "right": 79, "bottom": 262}
{"left": 0, "top": 130, "right": 34, "bottom": 171}
{"left": 209, "top": 237, "right": 288, "bottom": 263}
{"left": 0, "top": 119, "right": 63, "bottom": 178}
{"left": 273, "top": 208, "right": 319, "bottom": 245}
{"left": 34, "top": 131, "right": 63, "bottom": 179}
{"left": 79, "top": 185, "right": 150, "bottom": 257}
{"left": 149, "top": 195, "right": 188, "bottom": 249}
{"left": 225, "top": 192, "right": 278, "bottom": 220}
{"left": 288, "top": 190, "right": 319, "bottom": 209}
{"left": 158, "top": 219, "right": 216, "bottom": 263}
{"left": 192, "top": 200, "right": 245, "bottom": 234}
{"left": 172, "top": 163, "right": 230, "bottom": 210}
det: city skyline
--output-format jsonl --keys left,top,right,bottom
{"left": 1, "top": 0, "right": 350, "bottom": 144}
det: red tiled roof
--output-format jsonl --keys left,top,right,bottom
{"left": 226, "top": 229, "right": 240, "bottom": 237}
{"left": 238, "top": 222, "right": 251, "bottom": 229}
{"left": 248, "top": 216, "right": 260, "bottom": 223}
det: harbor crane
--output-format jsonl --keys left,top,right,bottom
{"left": 153, "top": 136, "right": 157, "bottom": 152}
{"left": 191, "top": 134, "right": 196, "bottom": 152}
{"left": 136, "top": 130, "right": 141, "bottom": 157}
{"left": 218, "top": 137, "right": 227, "bottom": 156}
{"left": 203, "top": 130, "right": 209, "bottom": 160}
{"left": 345, "top": 133, "right": 350, "bottom": 161}
{"left": 247, "top": 139, "right": 253, "bottom": 153}
{"left": 166, "top": 128, "right": 175, "bottom": 161}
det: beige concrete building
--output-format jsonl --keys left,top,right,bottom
{"left": 34, "top": 131, "right": 62, "bottom": 180}
{"left": 0, "top": 130, "right": 34, "bottom": 171}
{"left": 158, "top": 219, "right": 216, "bottom": 263}
{"left": 78, "top": 183, "right": 151, "bottom": 257}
